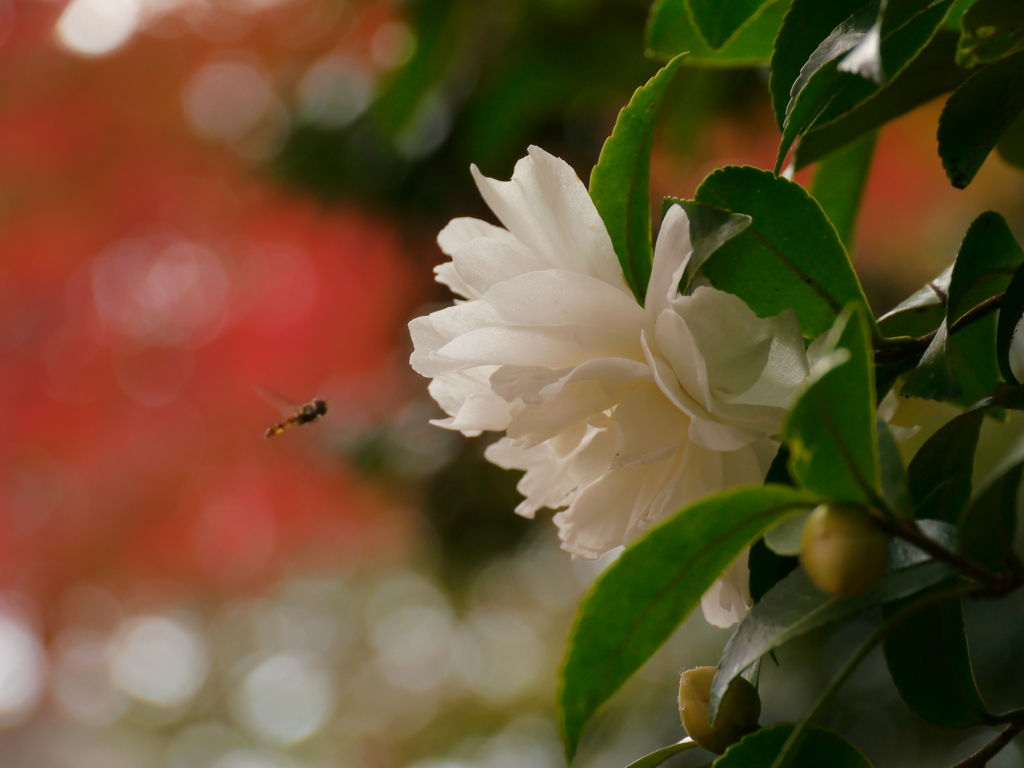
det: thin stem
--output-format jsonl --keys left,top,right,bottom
{"left": 950, "top": 714, "right": 1024, "bottom": 768}
{"left": 874, "top": 293, "right": 1005, "bottom": 366}
{"left": 768, "top": 582, "right": 981, "bottom": 768}
{"left": 871, "top": 514, "right": 1019, "bottom": 596}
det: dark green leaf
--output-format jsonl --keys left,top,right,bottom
{"left": 778, "top": 0, "right": 954, "bottom": 171}
{"left": 939, "top": 50, "right": 1024, "bottom": 188}
{"left": 903, "top": 211, "right": 1022, "bottom": 401}
{"left": 960, "top": 440, "right": 1024, "bottom": 570}
{"left": 693, "top": 167, "right": 872, "bottom": 338}
{"left": 626, "top": 738, "right": 699, "bottom": 768}
{"left": 997, "top": 107, "right": 1024, "bottom": 169}
{"left": 878, "top": 266, "right": 952, "bottom": 339}
{"left": 907, "top": 408, "right": 984, "bottom": 522}
{"left": 877, "top": 418, "right": 911, "bottom": 515}
{"left": 713, "top": 724, "right": 872, "bottom": 767}
{"left": 590, "top": 56, "right": 685, "bottom": 305}
{"left": 686, "top": 0, "right": 773, "bottom": 49}
{"left": 998, "top": 262, "right": 1024, "bottom": 383}
{"left": 776, "top": 2, "right": 882, "bottom": 172}
{"left": 710, "top": 561, "right": 952, "bottom": 721}
{"left": 795, "top": 31, "right": 968, "bottom": 168}
{"left": 810, "top": 131, "right": 877, "bottom": 249}
{"left": 647, "top": 0, "right": 791, "bottom": 66}
{"left": 661, "top": 197, "right": 753, "bottom": 291}
{"left": 749, "top": 538, "right": 799, "bottom": 604}
{"left": 957, "top": 0, "right": 1024, "bottom": 67}
{"left": 558, "top": 485, "right": 818, "bottom": 758}
{"left": 882, "top": 596, "right": 994, "bottom": 728}
{"left": 785, "top": 307, "right": 879, "bottom": 504}
{"left": 768, "top": 0, "right": 872, "bottom": 129}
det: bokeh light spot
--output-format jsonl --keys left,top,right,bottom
{"left": 232, "top": 653, "right": 334, "bottom": 746}
{"left": 0, "top": 610, "right": 46, "bottom": 728}
{"left": 55, "top": 0, "right": 142, "bottom": 56}
{"left": 110, "top": 615, "right": 209, "bottom": 709}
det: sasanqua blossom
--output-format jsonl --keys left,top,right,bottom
{"left": 409, "top": 147, "right": 810, "bottom": 626}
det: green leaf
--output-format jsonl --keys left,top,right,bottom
{"left": 810, "top": 131, "right": 877, "bottom": 249}
{"left": 626, "top": 738, "right": 699, "bottom": 768}
{"left": 693, "top": 167, "right": 872, "bottom": 338}
{"left": 882, "top": 596, "right": 994, "bottom": 728}
{"left": 686, "top": 0, "right": 774, "bottom": 49}
{"left": 768, "top": 0, "right": 872, "bottom": 129}
{"left": 590, "top": 56, "right": 685, "bottom": 304}
{"left": 795, "top": 31, "right": 969, "bottom": 168}
{"left": 878, "top": 266, "right": 952, "bottom": 339}
{"left": 877, "top": 418, "right": 912, "bottom": 515}
{"left": 710, "top": 560, "right": 952, "bottom": 722}
{"left": 939, "top": 50, "right": 1024, "bottom": 188}
{"left": 647, "top": 0, "right": 791, "bottom": 66}
{"left": 714, "top": 724, "right": 872, "bottom": 767}
{"left": 779, "top": 0, "right": 955, "bottom": 171}
{"left": 957, "top": 0, "right": 1024, "bottom": 67}
{"left": 997, "top": 107, "right": 1024, "bottom": 169}
{"left": 903, "top": 211, "right": 1022, "bottom": 401}
{"left": 661, "top": 197, "right": 753, "bottom": 291}
{"left": 997, "top": 262, "right": 1024, "bottom": 383}
{"left": 558, "top": 485, "right": 818, "bottom": 759}
{"left": 960, "top": 437, "right": 1024, "bottom": 570}
{"left": 776, "top": 1, "right": 882, "bottom": 172}
{"left": 785, "top": 307, "right": 879, "bottom": 504}
{"left": 907, "top": 408, "right": 984, "bottom": 522}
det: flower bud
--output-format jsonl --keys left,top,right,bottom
{"left": 799, "top": 504, "right": 887, "bottom": 598}
{"left": 678, "top": 666, "right": 760, "bottom": 754}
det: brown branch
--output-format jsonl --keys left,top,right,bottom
{"left": 950, "top": 716, "right": 1024, "bottom": 768}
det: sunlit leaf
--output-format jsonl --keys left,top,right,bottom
{"left": 558, "top": 485, "right": 818, "bottom": 758}
{"left": 693, "top": 167, "right": 872, "bottom": 338}
{"left": 590, "top": 55, "right": 686, "bottom": 304}
{"left": 685, "top": 0, "right": 775, "bottom": 49}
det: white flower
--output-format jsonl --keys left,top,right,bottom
{"left": 409, "top": 146, "right": 810, "bottom": 626}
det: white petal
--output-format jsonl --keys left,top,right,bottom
{"left": 610, "top": 384, "right": 690, "bottom": 470}
{"left": 437, "top": 217, "right": 513, "bottom": 256}
{"left": 700, "top": 552, "right": 752, "bottom": 628}
{"left": 1009, "top": 315, "right": 1024, "bottom": 383}
{"left": 469, "top": 147, "right": 626, "bottom": 289}
{"left": 449, "top": 234, "right": 548, "bottom": 297}
{"left": 646, "top": 204, "right": 692, "bottom": 318}
{"left": 434, "top": 261, "right": 478, "bottom": 300}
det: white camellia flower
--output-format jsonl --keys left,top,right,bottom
{"left": 409, "top": 146, "right": 811, "bottom": 626}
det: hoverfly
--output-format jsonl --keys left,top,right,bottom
{"left": 257, "top": 386, "right": 329, "bottom": 439}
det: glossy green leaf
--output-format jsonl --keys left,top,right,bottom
{"left": 768, "top": 0, "right": 870, "bottom": 128}
{"left": 685, "top": 0, "right": 773, "bottom": 49}
{"left": 626, "top": 738, "right": 699, "bottom": 768}
{"left": 778, "top": 0, "right": 954, "bottom": 170}
{"left": 997, "top": 262, "right": 1024, "bottom": 383}
{"left": 907, "top": 408, "right": 984, "bottom": 522}
{"left": 997, "top": 107, "right": 1024, "bottom": 169}
{"left": 661, "top": 197, "right": 753, "bottom": 292}
{"left": 647, "top": 0, "right": 791, "bottom": 66}
{"left": 810, "top": 131, "right": 877, "bottom": 249}
{"left": 776, "top": 1, "right": 882, "bottom": 172}
{"left": 785, "top": 307, "right": 879, "bottom": 504}
{"left": 957, "top": 0, "right": 1024, "bottom": 67}
{"left": 882, "top": 596, "right": 994, "bottom": 728}
{"left": 878, "top": 266, "right": 952, "bottom": 339}
{"left": 558, "top": 485, "right": 818, "bottom": 759}
{"left": 939, "top": 50, "right": 1024, "bottom": 188}
{"left": 795, "top": 31, "right": 968, "bottom": 168}
{"left": 590, "top": 56, "right": 685, "bottom": 305}
{"left": 714, "top": 724, "right": 872, "bottom": 768}
{"left": 710, "top": 561, "right": 952, "bottom": 721}
{"left": 903, "top": 211, "right": 1022, "bottom": 401}
{"left": 693, "top": 167, "right": 872, "bottom": 338}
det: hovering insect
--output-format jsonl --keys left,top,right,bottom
{"left": 257, "top": 386, "right": 329, "bottom": 438}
